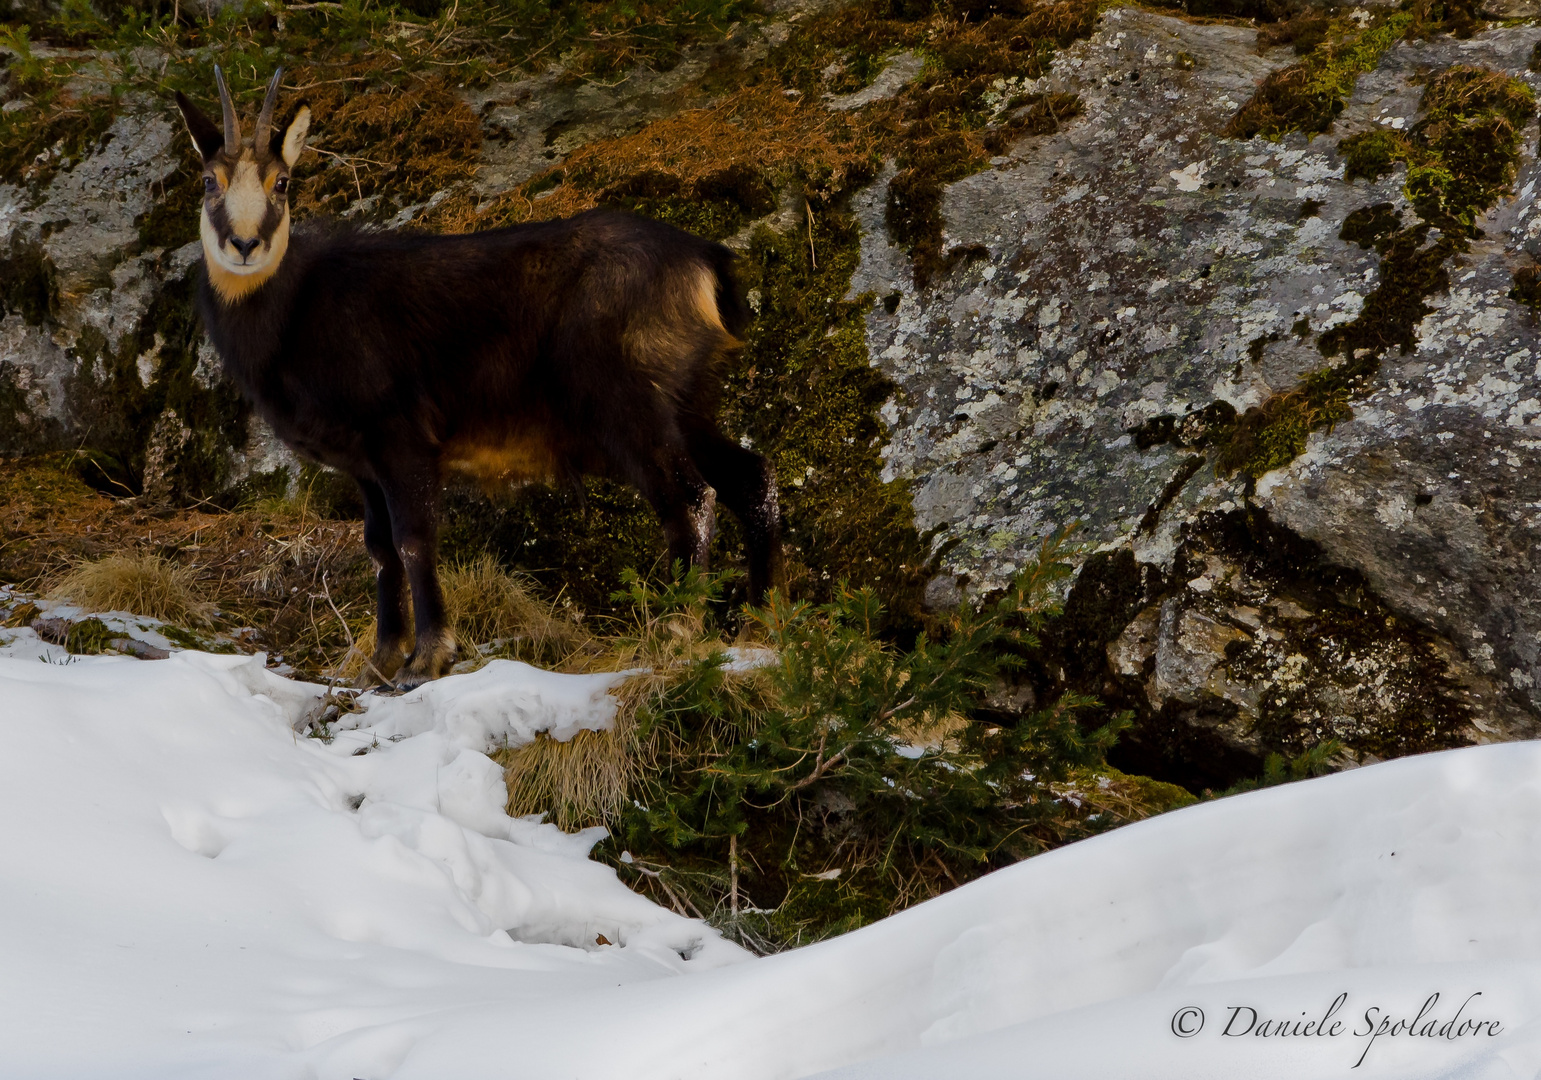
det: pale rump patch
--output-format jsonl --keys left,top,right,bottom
{"left": 623, "top": 263, "right": 735, "bottom": 390}
{"left": 688, "top": 264, "right": 724, "bottom": 334}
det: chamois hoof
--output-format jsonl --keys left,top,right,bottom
{"left": 394, "top": 636, "right": 457, "bottom": 691}
{"left": 354, "top": 645, "right": 405, "bottom": 690}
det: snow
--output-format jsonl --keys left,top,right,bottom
{"left": 1, "top": 644, "right": 1540, "bottom": 1078}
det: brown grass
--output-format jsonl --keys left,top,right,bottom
{"left": 0, "top": 455, "right": 372, "bottom": 673}
{"left": 287, "top": 68, "right": 485, "bottom": 218}
{"left": 496, "top": 579, "right": 771, "bottom": 829}
{"left": 428, "top": 87, "right": 877, "bottom": 234}
{"left": 496, "top": 723, "right": 641, "bottom": 830}
{"left": 48, "top": 552, "right": 217, "bottom": 626}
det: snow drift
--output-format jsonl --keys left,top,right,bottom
{"left": 0, "top": 645, "right": 1538, "bottom": 1079}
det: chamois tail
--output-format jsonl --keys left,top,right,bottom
{"left": 706, "top": 244, "right": 751, "bottom": 340}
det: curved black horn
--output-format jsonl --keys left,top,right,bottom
{"left": 255, "top": 67, "right": 283, "bottom": 155}
{"left": 214, "top": 65, "right": 240, "bottom": 150}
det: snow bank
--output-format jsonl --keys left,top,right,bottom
{"left": 1, "top": 647, "right": 1540, "bottom": 1079}
{"left": 0, "top": 651, "right": 743, "bottom": 1079}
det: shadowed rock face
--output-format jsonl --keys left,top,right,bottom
{"left": 853, "top": 8, "right": 1541, "bottom": 762}
{"left": 5, "top": 5, "right": 1541, "bottom": 784}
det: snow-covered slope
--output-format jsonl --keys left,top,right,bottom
{"left": 0, "top": 649, "right": 1538, "bottom": 1079}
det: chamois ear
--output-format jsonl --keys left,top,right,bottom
{"left": 276, "top": 104, "right": 311, "bottom": 169}
{"left": 174, "top": 91, "right": 223, "bottom": 162}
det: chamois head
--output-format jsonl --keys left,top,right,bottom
{"left": 174, "top": 68, "right": 310, "bottom": 304}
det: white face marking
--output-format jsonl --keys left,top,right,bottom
{"left": 201, "top": 203, "right": 289, "bottom": 278}
{"left": 224, "top": 157, "right": 268, "bottom": 240}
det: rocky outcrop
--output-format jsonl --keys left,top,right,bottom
{"left": 0, "top": 86, "right": 282, "bottom": 498}
{"left": 851, "top": 8, "right": 1541, "bottom": 773}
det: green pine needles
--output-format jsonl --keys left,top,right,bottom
{"left": 594, "top": 532, "right": 1136, "bottom": 952}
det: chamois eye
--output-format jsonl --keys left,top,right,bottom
{"left": 274, "top": 176, "right": 289, "bottom": 195}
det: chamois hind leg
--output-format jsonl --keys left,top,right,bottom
{"left": 685, "top": 425, "right": 782, "bottom": 604}
{"left": 628, "top": 441, "right": 718, "bottom": 579}
{"left": 376, "top": 460, "right": 457, "bottom": 690}
{"left": 357, "top": 478, "right": 407, "bottom": 686}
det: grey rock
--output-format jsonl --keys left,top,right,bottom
{"left": 826, "top": 52, "right": 925, "bottom": 111}
{"left": 1149, "top": 602, "right": 1251, "bottom": 708}
{"left": 0, "top": 93, "right": 297, "bottom": 490}
{"left": 1107, "top": 602, "right": 1159, "bottom": 677}
{"left": 854, "top": 7, "right": 1541, "bottom": 753}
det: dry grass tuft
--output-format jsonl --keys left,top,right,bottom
{"left": 291, "top": 69, "right": 484, "bottom": 217}
{"left": 495, "top": 721, "right": 640, "bottom": 831}
{"left": 498, "top": 576, "right": 771, "bottom": 829}
{"left": 442, "top": 554, "right": 590, "bottom": 663}
{"left": 48, "top": 553, "right": 216, "bottom": 626}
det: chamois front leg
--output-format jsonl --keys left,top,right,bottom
{"left": 378, "top": 462, "right": 457, "bottom": 690}
{"left": 357, "top": 478, "right": 407, "bottom": 686}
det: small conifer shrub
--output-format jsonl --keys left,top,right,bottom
{"left": 579, "top": 533, "right": 1142, "bottom": 951}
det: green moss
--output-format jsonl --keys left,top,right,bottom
{"left": 1223, "top": 65, "right": 1533, "bottom": 481}
{"left": 1129, "top": 400, "right": 1238, "bottom": 451}
{"left": 67, "top": 447, "right": 138, "bottom": 496}
{"left": 765, "top": 873, "right": 893, "bottom": 945}
{"left": 158, "top": 624, "right": 208, "bottom": 650}
{"left": 725, "top": 214, "right": 932, "bottom": 615}
{"left": 1338, "top": 202, "right": 1402, "bottom": 249}
{"left": 888, "top": 92, "right": 1084, "bottom": 287}
{"left": 0, "top": 241, "right": 57, "bottom": 325}
{"left": 1510, "top": 263, "right": 1541, "bottom": 315}
{"left": 1108, "top": 768, "right": 1198, "bottom": 814}
{"left": 886, "top": 130, "right": 986, "bottom": 288}
{"left": 1417, "top": 0, "right": 1484, "bottom": 39}
{"left": 1319, "top": 68, "right": 1530, "bottom": 359}
{"left": 1217, "top": 384, "right": 1352, "bottom": 480}
{"left": 65, "top": 617, "right": 114, "bottom": 654}
{"left": 596, "top": 165, "right": 776, "bottom": 243}
{"left": 1338, "top": 128, "right": 1412, "bottom": 183}
{"left": 0, "top": 27, "right": 119, "bottom": 188}
{"left": 136, "top": 165, "right": 203, "bottom": 250}
{"left": 1226, "top": 12, "right": 1413, "bottom": 140}
{"left": 1255, "top": 10, "right": 1331, "bottom": 55}
{"left": 1320, "top": 226, "right": 1454, "bottom": 359}
{"left": 769, "top": 0, "right": 1095, "bottom": 287}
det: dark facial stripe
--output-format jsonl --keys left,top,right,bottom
{"left": 204, "top": 177, "right": 286, "bottom": 244}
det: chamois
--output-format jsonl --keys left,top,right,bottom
{"left": 174, "top": 68, "right": 781, "bottom": 688}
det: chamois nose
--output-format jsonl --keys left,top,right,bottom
{"left": 230, "top": 236, "right": 260, "bottom": 260}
